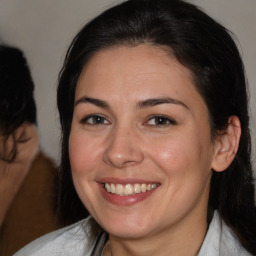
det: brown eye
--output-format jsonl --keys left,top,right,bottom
{"left": 81, "top": 115, "right": 110, "bottom": 125}
{"left": 146, "top": 115, "right": 176, "bottom": 126}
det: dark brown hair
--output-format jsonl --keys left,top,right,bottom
{"left": 0, "top": 45, "right": 36, "bottom": 162}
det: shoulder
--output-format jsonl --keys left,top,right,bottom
{"left": 14, "top": 218, "right": 95, "bottom": 256}
{"left": 198, "top": 211, "right": 253, "bottom": 256}
{"left": 31, "top": 151, "right": 57, "bottom": 171}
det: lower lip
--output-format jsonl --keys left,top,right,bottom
{"left": 98, "top": 184, "right": 159, "bottom": 206}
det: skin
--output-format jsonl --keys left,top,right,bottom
{"left": 69, "top": 44, "right": 236, "bottom": 256}
{"left": 0, "top": 122, "right": 39, "bottom": 226}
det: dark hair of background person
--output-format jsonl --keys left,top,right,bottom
{"left": 56, "top": 0, "right": 256, "bottom": 253}
{"left": 0, "top": 45, "right": 37, "bottom": 162}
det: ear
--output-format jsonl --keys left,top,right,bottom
{"left": 0, "top": 122, "right": 29, "bottom": 161}
{"left": 211, "top": 115, "right": 241, "bottom": 172}
{"left": 4, "top": 122, "right": 39, "bottom": 163}
{"left": 13, "top": 122, "right": 29, "bottom": 141}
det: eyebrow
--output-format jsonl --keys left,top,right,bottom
{"left": 75, "top": 96, "right": 188, "bottom": 110}
{"left": 136, "top": 97, "right": 188, "bottom": 109}
{"left": 75, "top": 97, "right": 109, "bottom": 108}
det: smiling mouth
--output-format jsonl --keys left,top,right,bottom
{"left": 103, "top": 183, "right": 159, "bottom": 196}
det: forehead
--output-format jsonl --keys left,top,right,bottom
{"left": 75, "top": 45, "right": 207, "bottom": 112}
{"left": 78, "top": 44, "right": 192, "bottom": 86}
{"left": 81, "top": 44, "right": 190, "bottom": 76}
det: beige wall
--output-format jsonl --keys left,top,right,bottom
{"left": 0, "top": 0, "right": 255, "bottom": 168}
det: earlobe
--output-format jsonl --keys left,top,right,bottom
{"left": 13, "top": 122, "right": 29, "bottom": 141}
{"left": 211, "top": 116, "right": 241, "bottom": 172}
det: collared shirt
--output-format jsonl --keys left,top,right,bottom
{"left": 197, "top": 212, "right": 252, "bottom": 256}
{"left": 14, "top": 212, "right": 253, "bottom": 256}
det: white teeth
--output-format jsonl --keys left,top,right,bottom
{"left": 141, "top": 184, "right": 146, "bottom": 192}
{"left": 104, "top": 183, "right": 158, "bottom": 196}
{"left": 116, "top": 184, "right": 123, "bottom": 195}
{"left": 110, "top": 183, "right": 116, "bottom": 193}
{"left": 124, "top": 184, "right": 133, "bottom": 195}
{"left": 134, "top": 183, "right": 141, "bottom": 193}
{"left": 105, "top": 183, "right": 111, "bottom": 192}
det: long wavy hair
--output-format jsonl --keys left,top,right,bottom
{"left": 57, "top": 0, "right": 256, "bottom": 253}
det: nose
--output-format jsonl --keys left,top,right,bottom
{"left": 103, "top": 125, "right": 144, "bottom": 168}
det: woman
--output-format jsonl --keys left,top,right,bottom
{"left": 0, "top": 45, "right": 62, "bottom": 256}
{"left": 15, "top": 0, "right": 256, "bottom": 255}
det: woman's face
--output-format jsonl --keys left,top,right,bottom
{"left": 69, "top": 45, "right": 218, "bottom": 239}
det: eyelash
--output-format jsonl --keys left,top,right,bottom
{"left": 145, "top": 115, "right": 177, "bottom": 127}
{"left": 80, "top": 114, "right": 110, "bottom": 126}
{"left": 80, "top": 114, "right": 176, "bottom": 127}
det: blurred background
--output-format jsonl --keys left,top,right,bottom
{"left": 0, "top": 0, "right": 255, "bottom": 169}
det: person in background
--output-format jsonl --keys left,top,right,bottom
{"left": 0, "top": 45, "right": 63, "bottom": 256}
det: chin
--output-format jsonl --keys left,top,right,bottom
{"left": 107, "top": 225, "right": 153, "bottom": 239}
{"left": 98, "top": 213, "right": 156, "bottom": 239}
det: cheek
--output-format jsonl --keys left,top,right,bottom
{"left": 69, "top": 131, "right": 100, "bottom": 176}
{"left": 151, "top": 135, "right": 187, "bottom": 161}
{"left": 148, "top": 133, "right": 207, "bottom": 177}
